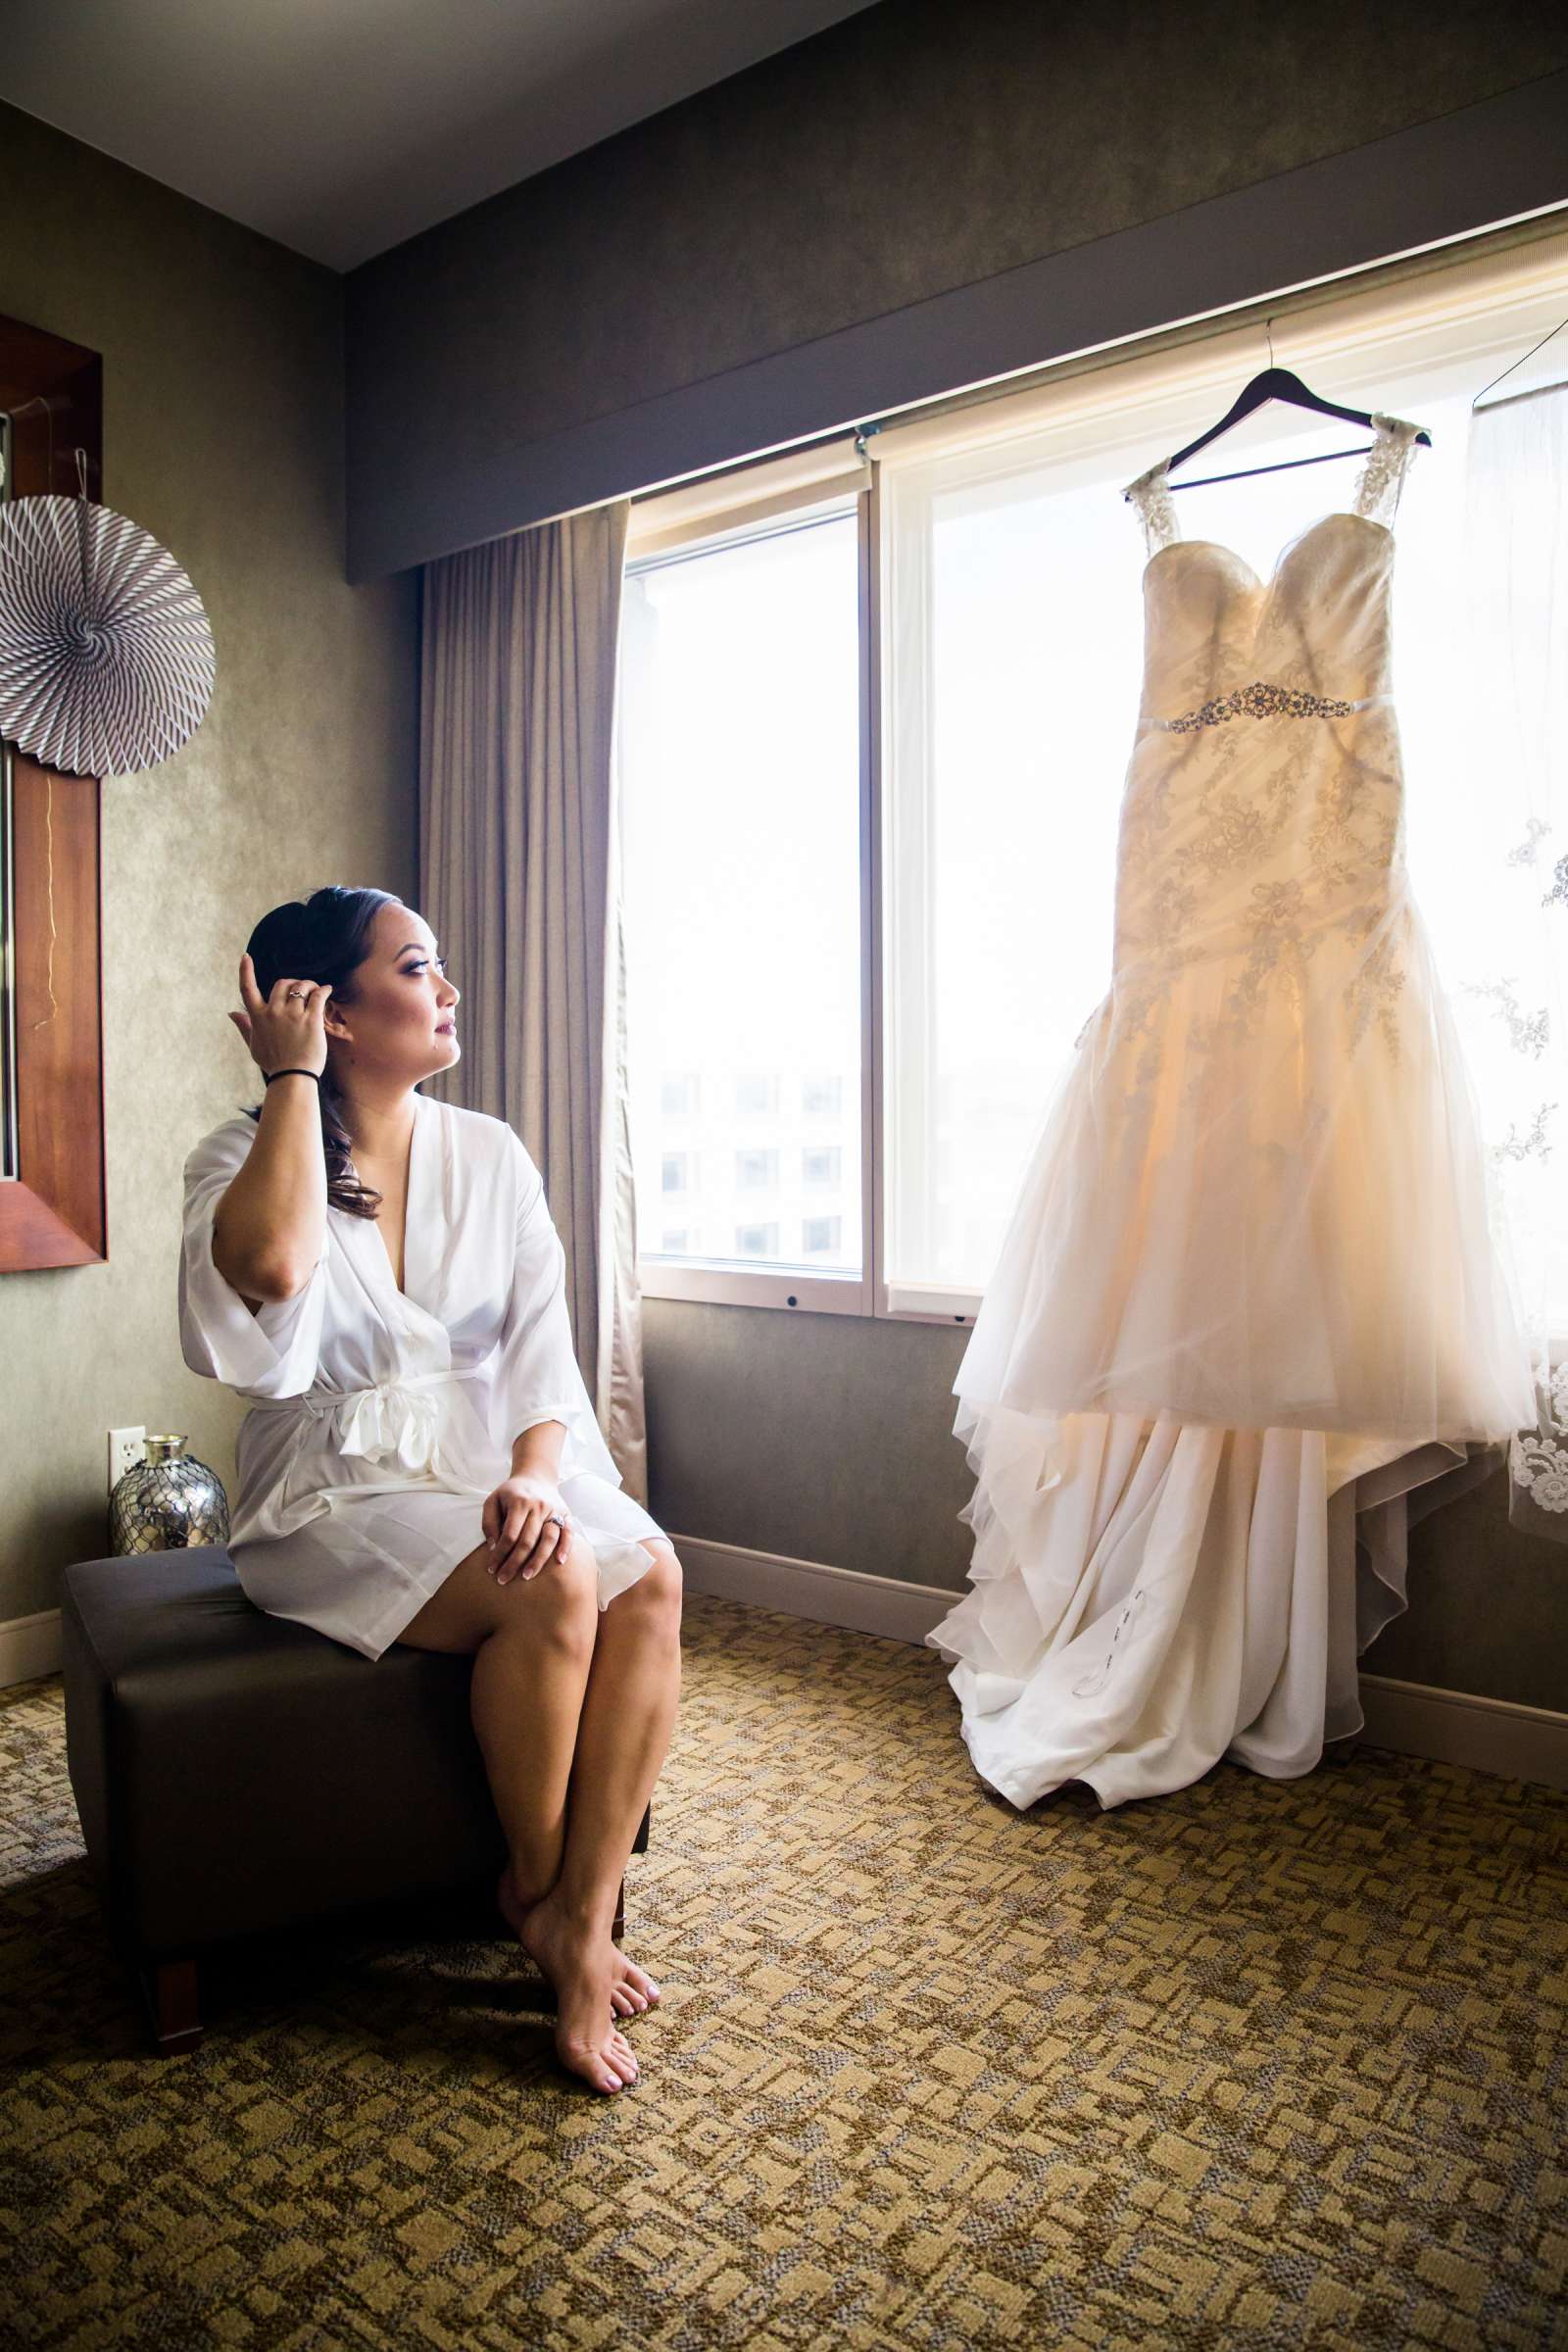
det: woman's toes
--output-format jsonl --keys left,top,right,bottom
{"left": 577, "top": 2032, "right": 638, "bottom": 2089}
{"left": 561, "top": 2032, "right": 637, "bottom": 2092}
{"left": 610, "top": 1953, "right": 656, "bottom": 2007}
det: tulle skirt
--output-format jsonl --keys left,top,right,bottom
{"left": 928, "top": 892, "right": 1533, "bottom": 1809}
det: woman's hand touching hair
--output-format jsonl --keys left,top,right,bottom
{"left": 211, "top": 951, "right": 331, "bottom": 1303}
{"left": 229, "top": 952, "right": 329, "bottom": 1080}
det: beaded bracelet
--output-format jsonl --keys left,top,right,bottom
{"left": 263, "top": 1068, "right": 322, "bottom": 1086}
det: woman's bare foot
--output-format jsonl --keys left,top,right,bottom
{"left": 517, "top": 1886, "right": 641, "bottom": 2095}
{"left": 497, "top": 1869, "right": 661, "bottom": 2017}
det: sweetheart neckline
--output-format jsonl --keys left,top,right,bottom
{"left": 1142, "top": 509, "right": 1394, "bottom": 596}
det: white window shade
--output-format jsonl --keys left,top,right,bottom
{"left": 625, "top": 439, "right": 871, "bottom": 560}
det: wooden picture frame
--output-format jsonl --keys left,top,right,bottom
{"left": 0, "top": 315, "right": 106, "bottom": 1273}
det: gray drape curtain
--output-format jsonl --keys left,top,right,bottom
{"left": 416, "top": 500, "right": 649, "bottom": 1505}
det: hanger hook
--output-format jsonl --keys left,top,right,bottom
{"left": 1265, "top": 316, "right": 1276, "bottom": 368}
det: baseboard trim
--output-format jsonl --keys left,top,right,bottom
{"left": 675, "top": 1533, "right": 952, "bottom": 1643}
{"left": 1354, "top": 1673, "right": 1568, "bottom": 1789}
{"left": 670, "top": 1533, "right": 1568, "bottom": 1793}
{"left": 0, "top": 1607, "right": 63, "bottom": 1692}
{"left": 8, "top": 1546, "right": 1565, "bottom": 1792}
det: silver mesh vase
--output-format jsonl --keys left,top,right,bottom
{"left": 109, "top": 1434, "right": 230, "bottom": 1555}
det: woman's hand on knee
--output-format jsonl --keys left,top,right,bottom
{"left": 483, "top": 1473, "right": 575, "bottom": 1588}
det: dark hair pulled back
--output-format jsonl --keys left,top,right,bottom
{"left": 241, "top": 884, "right": 403, "bottom": 1221}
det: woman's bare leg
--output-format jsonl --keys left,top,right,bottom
{"left": 400, "top": 1533, "right": 663, "bottom": 2004}
{"left": 469, "top": 1585, "right": 593, "bottom": 1908}
{"left": 397, "top": 1531, "right": 597, "bottom": 1897}
{"left": 532, "top": 1542, "right": 683, "bottom": 1931}
{"left": 394, "top": 1531, "right": 641, "bottom": 2092}
{"left": 516, "top": 1542, "right": 683, "bottom": 2075}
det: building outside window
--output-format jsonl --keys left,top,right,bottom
{"left": 620, "top": 506, "right": 863, "bottom": 1298}
{"left": 736, "top": 1148, "right": 779, "bottom": 1190}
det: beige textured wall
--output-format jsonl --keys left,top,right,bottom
{"left": 0, "top": 102, "right": 417, "bottom": 1630}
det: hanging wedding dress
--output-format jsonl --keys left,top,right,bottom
{"left": 925, "top": 414, "right": 1535, "bottom": 1810}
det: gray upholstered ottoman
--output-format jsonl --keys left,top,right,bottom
{"left": 60, "top": 1546, "right": 649, "bottom": 2054}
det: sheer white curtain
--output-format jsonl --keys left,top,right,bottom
{"left": 1449, "top": 378, "right": 1568, "bottom": 1538}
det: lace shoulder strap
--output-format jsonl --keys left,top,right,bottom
{"left": 1124, "top": 456, "right": 1179, "bottom": 558}
{"left": 1351, "top": 412, "right": 1424, "bottom": 528}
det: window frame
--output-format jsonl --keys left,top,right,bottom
{"left": 626, "top": 473, "right": 882, "bottom": 1319}
{"left": 629, "top": 463, "right": 982, "bottom": 1327}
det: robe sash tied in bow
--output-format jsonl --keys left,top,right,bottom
{"left": 331, "top": 1377, "right": 448, "bottom": 1474}
{"left": 245, "top": 1367, "right": 480, "bottom": 1478}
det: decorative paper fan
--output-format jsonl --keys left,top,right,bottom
{"left": 0, "top": 455, "right": 216, "bottom": 779}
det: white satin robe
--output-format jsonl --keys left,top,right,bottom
{"left": 177, "top": 1088, "right": 664, "bottom": 1659}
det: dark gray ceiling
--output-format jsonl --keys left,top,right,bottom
{"left": 0, "top": 0, "right": 884, "bottom": 270}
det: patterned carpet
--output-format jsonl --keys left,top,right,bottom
{"left": 2, "top": 1590, "right": 1565, "bottom": 2351}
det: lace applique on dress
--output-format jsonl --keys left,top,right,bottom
{"left": 1125, "top": 457, "right": 1179, "bottom": 557}
{"left": 1351, "top": 412, "right": 1424, "bottom": 529}
{"left": 1128, "top": 412, "right": 1422, "bottom": 547}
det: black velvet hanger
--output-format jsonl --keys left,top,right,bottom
{"left": 1128, "top": 366, "right": 1433, "bottom": 499}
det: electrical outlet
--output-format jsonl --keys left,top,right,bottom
{"left": 109, "top": 1426, "right": 146, "bottom": 1494}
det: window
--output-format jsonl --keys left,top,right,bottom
{"left": 880, "top": 459, "right": 1127, "bottom": 1300}
{"left": 736, "top": 1148, "right": 779, "bottom": 1190}
{"left": 619, "top": 223, "right": 1568, "bottom": 1323}
{"left": 620, "top": 486, "right": 869, "bottom": 1310}
{"left": 877, "top": 232, "right": 1568, "bottom": 1311}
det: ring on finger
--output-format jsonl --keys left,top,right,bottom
{"left": 527, "top": 1512, "right": 572, "bottom": 1577}
{"left": 493, "top": 1510, "right": 571, "bottom": 1581}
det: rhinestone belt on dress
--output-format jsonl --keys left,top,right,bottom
{"left": 1153, "top": 680, "right": 1389, "bottom": 733}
